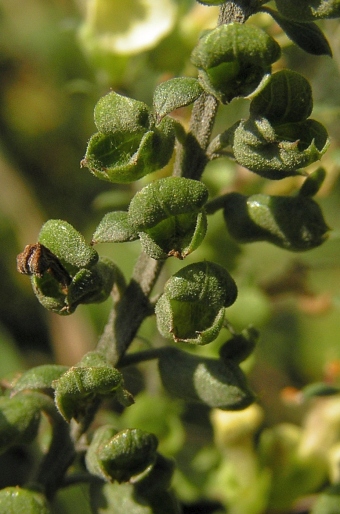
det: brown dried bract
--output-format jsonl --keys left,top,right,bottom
{"left": 17, "top": 243, "right": 71, "bottom": 288}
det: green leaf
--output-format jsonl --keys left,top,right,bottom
{"left": 94, "top": 91, "right": 150, "bottom": 135}
{"left": 90, "top": 481, "right": 181, "bottom": 514}
{"left": 158, "top": 347, "right": 254, "bottom": 410}
{"left": 92, "top": 211, "right": 139, "bottom": 244}
{"left": 191, "top": 23, "right": 281, "bottom": 102}
{"left": 38, "top": 220, "right": 98, "bottom": 270}
{"left": 299, "top": 167, "right": 326, "bottom": 197}
{"left": 196, "top": 0, "right": 227, "bottom": 5}
{"left": 0, "top": 393, "right": 44, "bottom": 454}
{"left": 311, "top": 484, "right": 340, "bottom": 514}
{"left": 128, "top": 177, "right": 208, "bottom": 259}
{"left": 153, "top": 78, "right": 203, "bottom": 121}
{"left": 11, "top": 364, "right": 69, "bottom": 394}
{"left": 223, "top": 192, "right": 330, "bottom": 251}
{"left": 265, "top": 8, "right": 332, "bottom": 56}
{"left": 302, "top": 382, "right": 340, "bottom": 399}
{"left": 0, "top": 487, "right": 50, "bottom": 514}
{"left": 274, "top": 0, "right": 340, "bottom": 21}
{"left": 250, "top": 70, "right": 313, "bottom": 124}
{"left": 82, "top": 117, "right": 175, "bottom": 183}
{"left": 232, "top": 117, "right": 329, "bottom": 178}
{"left": 155, "top": 261, "right": 237, "bottom": 344}
{"left": 219, "top": 327, "right": 259, "bottom": 364}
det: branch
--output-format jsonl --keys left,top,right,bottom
{"left": 96, "top": 0, "right": 261, "bottom": 364}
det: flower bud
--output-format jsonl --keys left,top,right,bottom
{"left": 0, "top": 393, "right": 42, "bottom": 454}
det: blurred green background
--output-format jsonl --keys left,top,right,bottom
{"left": 1, "top": 0, "right": 340, "bottom": 432}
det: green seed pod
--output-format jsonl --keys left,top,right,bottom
{"left": 38, "top": 219, "right": 98, "bottom": 271}
{"left": 86, "top": 425, "right": 158, "bottom": 483}
{"left": 53, "top": 365, "right": 124, "bottom": 422}
{"left": 191, "top": 23, "right": 281, "bottom": 103}
{"left": 0, "top": 393, "right": 43, "bottom": 454}
{"left": 85, "top": 425, "right": 119, "bottom": 480}
{"left": 82, "top": 116, "right": 176, "bottom": 184}
{"left": 128, "top": 177, "right": 208, "bottom": 259}
{"left": 250, "top": 70, "right": 313, "bottom": 125}
{"left": 0, "top": 487, "right": 50, "bottom": 514}
{"left": 66, "top": 258, "right": 118, "bottom": 312}
{"left": 232, "top": 116, "right": 329, "bottom": 179}
{"left": 223, "top": 192, "right": 329, "bottom": 251}
{"left": 158, "top": 347, "right": 254, "bottom": 410}
{"left": 11, "top": 364, "right": 69, "bottom": 394}
{"left": 31, "top": 257, "right": 117, "bottom": 315}
{"left": 275, "top": 0, "right": 340, "bottom": 21}
{"left": 155, "top": 261, "right": 237, "bottom": 344}
{"left": 94, "top": 91, "right": 151, "bottom": 135}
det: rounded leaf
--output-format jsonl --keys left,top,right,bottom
{"left": 38, "top": 220, "right": 98, "bottom": 270}
{"left": 155, "top": 261, "right": 237, "bottom": 344}
{"left": 0, "top": 487, "right": 50, "bottom": 514}
{"left": 219, "top": 327, "right": 259, "bottom": 364}
{"left": 266, "top": 8, "right": 332, "bottom": 56}
{"left": 0, "top": 394, "right": 42, "bottom": 454}
{"left": 311, "top": 484, "right": 340, "bottom": 514}
{"left": 275, "top": 0, "right": 340, "bottom": 21}
{"left": 11, "top": 365, "right": 69, "bottom": 394}
{"left": 153, "top": 78, "right": 203, "bottom": 121}
{"left": 191, "top": 23, "right": 281, "bottom": 102}
{"left": 85, "top": 425, "right": 119, "bottom": 480}
{"left": 250, "top": 70, "right": 313, "bottom": 124}
{"left": 53, "top": 366, "right": 124, "bottom": 421}
{"left": 299, "top": 167, "right": 326, "bottom": 197}
{"left": 223, "top": 192, "right": 329, "bottom": 251}
{"left": 196, "top": 0, "right": 226, "bottom": 4}
{"left": 94, "top": 91, "right": 150, "bottom": 135}
{"left": 92, "top": 211, "right": 139, "bottom": 244}
{"left": 158, "top": 347, "right": 254, "bottom": 410}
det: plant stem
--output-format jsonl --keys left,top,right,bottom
{"left": 97, "top": 254, "right": 163, "bottom": 365}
